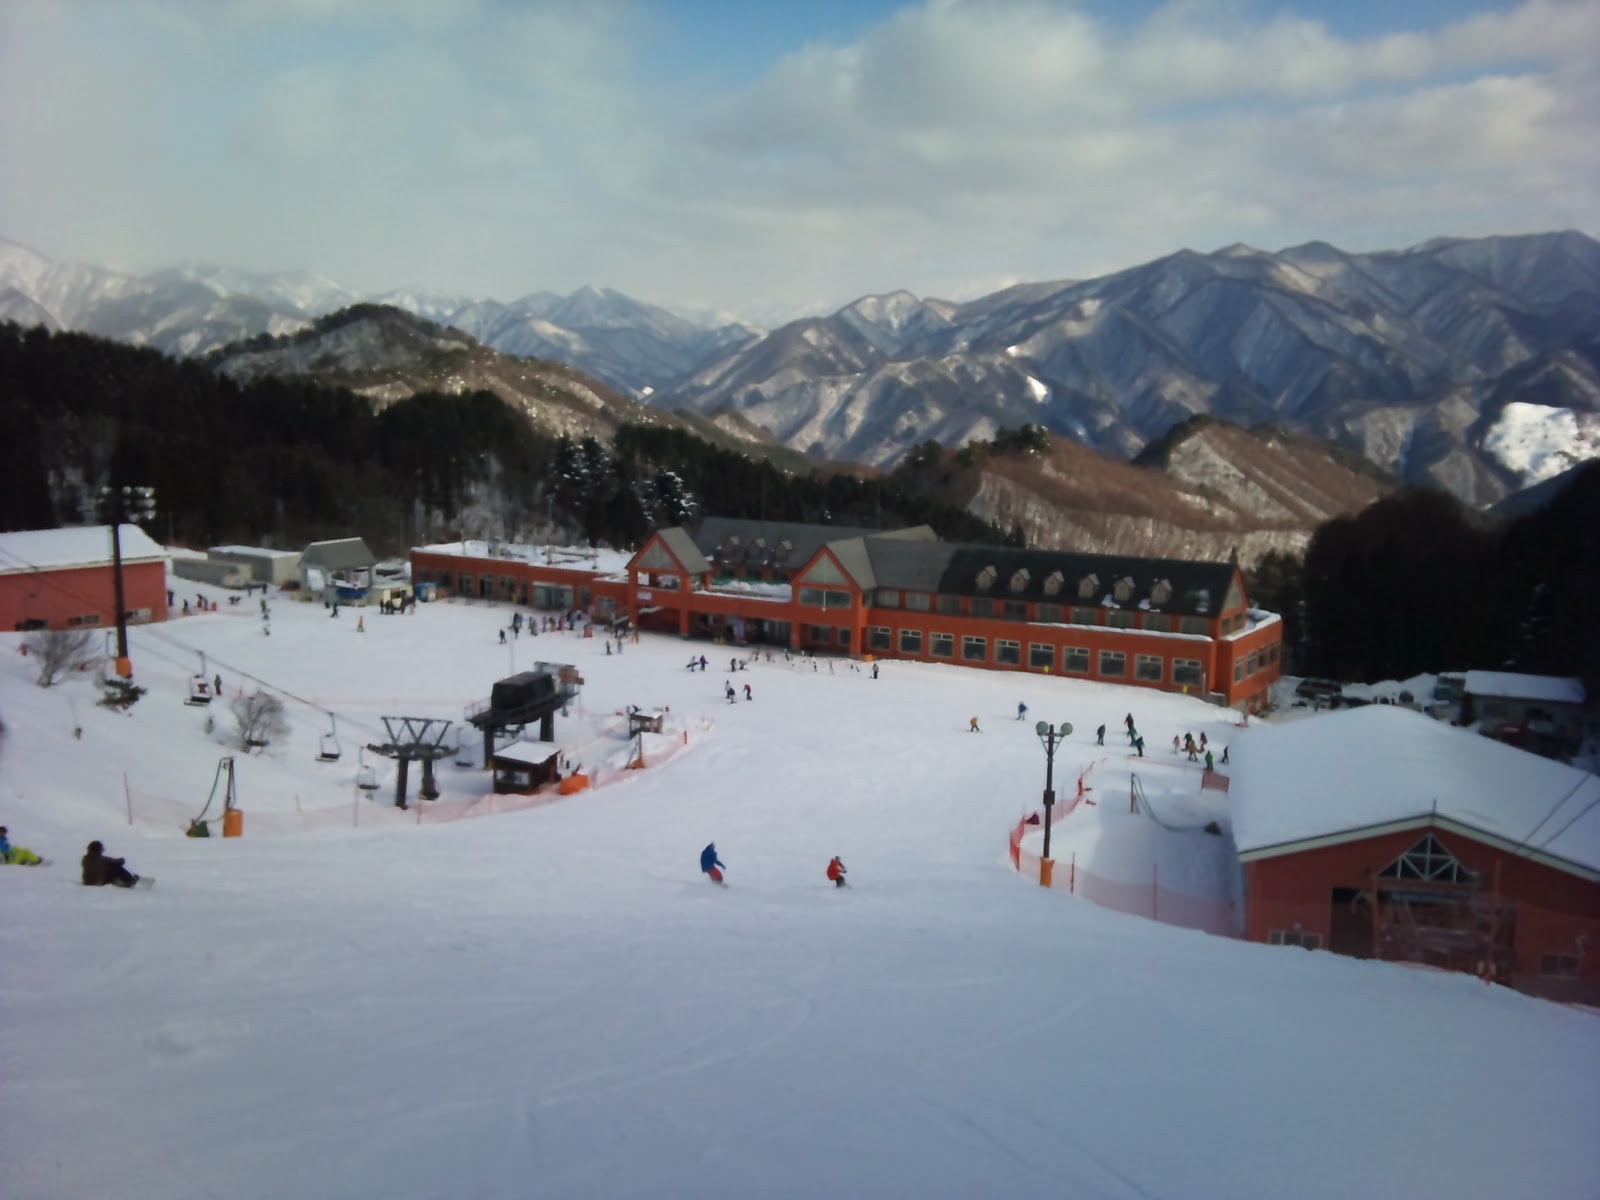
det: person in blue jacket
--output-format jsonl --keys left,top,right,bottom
{"left": 700, "top": 842, "right": 726, "bottom": 885}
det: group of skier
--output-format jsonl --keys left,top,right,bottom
{"left": 699, "top": 842, "right": 847, "bottom": 889}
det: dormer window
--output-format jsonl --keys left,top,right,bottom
{"left": 774, "top": 539, "right": 793, "bottom": 564}
{"left": 976, "top": 565, "right": 997, "bottom": 592}
{"left": 1150, "top": 579, "right": 1172, "bottom": 607}
{"left": 718, "top": 535, "right": 741, "bottom": 561}
{"left": 1077, "top": 573, "right": 1099, "bottom": 599}
{"left": 747, "top": 537, "right": 766, "bottom": 562}
{"left": 1009, "top": 568, "right": 1030, "bottom": 593}
{"left": 1043, "top": 570, "right": 1064, "bottom": 597}
{"left": 1112, "top": 576, "right": 1135, "bottom": 604}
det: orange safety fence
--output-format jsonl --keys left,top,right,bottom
{"left": 1008, "top": 815, "right": 1242, "bottom": 939}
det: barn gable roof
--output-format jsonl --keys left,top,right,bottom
{"left": 300, "top": 538, "right": 376, "bottom": 572}
{"left": 1229, "top": 706, "right": 1600, "bottom": 879}
{"left": 0, "top": 525, "right": 167, "bottom": 574}
{"left": 690, "top": 517, "right": 933, "bottom": 573}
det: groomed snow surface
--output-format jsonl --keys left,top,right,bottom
{"left": 2, "top": 585, "right": 1597, "bottom": 1200}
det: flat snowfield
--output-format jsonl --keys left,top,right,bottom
{"left": 2, "top": 590, "right": 1597, "bottom": 1200}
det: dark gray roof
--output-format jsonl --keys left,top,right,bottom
{"left": 690, "top": 517, "right": 932, "bottom": 572}
{"left": 300, "top": 537, "right": 376, "bottom": 571}
{"left": 869, "top": 542, "right": 1239, "bottom": 616}
{"left": 656, "top": 527, "right": 710, "bottom": 574}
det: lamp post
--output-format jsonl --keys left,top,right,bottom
{"left": 1034, "top": 719, "right": 1072, "bottom": 887}
{"left": 98, "top": 485, "right": 157, "bottom": 678}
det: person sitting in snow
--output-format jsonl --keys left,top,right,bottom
{"left": 827, "top": 856, "right": 848, "bottom": 888}
{"left": 0, "top": 826, "right": 44, "bottom": 866}
{"left": 700, "top": 842, "right": 726, "bottom": 886}
{"left": 81, "top": 840, "right": 140, "bottom": 888}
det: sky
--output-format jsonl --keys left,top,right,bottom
{"left": 1, "top": 0, "right": 1597, "bottom": 322}
{"left": 1, "top": 555, "right": 1596, "bottom": 1199}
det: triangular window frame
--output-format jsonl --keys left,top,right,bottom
{"left": 1379, "top": 834, "right": 1469, "bottom": 883}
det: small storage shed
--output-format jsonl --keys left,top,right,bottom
{"left": 1462, "top": 671, "right": 1586, "bottom": 758}
{"left": 1230, "top": 705, "right": 1600, "bottom": 1004}
{"left": 491, "top": 741, "right": 575, "bottom": 794}
{"left": 207, "top": 545, "right": 301, "bottom": 586}
{"left": 299, "top": 537, "right": 376, "bottom": 595}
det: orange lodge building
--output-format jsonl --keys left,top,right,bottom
{"left": 411, "top": 517, "right": 1283, "bottom": 710}
{"left": 0, "top": 525, "right": 169, "bottom": 632}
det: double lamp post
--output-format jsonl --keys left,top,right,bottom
{"left": 1034, "top": 719, "right": 1071, "bottom": 887}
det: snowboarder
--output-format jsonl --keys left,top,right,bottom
{"left": 698, "top": 655, "right": 708, "bottom": 672}
{"left": 1096, "top": 724, "right": 1105, "bottom": 746}
{"left": 1134, "top": 736, "right": 1145, "bottom": 758}
{"left": 743, "top": 683, "right": 753, "bottom": 701}
{"left": 499, "top": 628, "right": 506, "bottom": 644}
{"left": 1017, "top": 702, "right": 1028, "bottom": 721}
{"left": 827, "top": 856, "right": 848, "bottom": 888}
{"left": 1124, "top": 713, "right": 1134, "bottom": 734}
{"left": 969, "top": 716, "right": 981, "bottom": 733}
{"left": 1220, "top": 745, "right": 1230, "bottom": 765}
{"left": 0, "top": 826, "right": 44, "bottom": 866}
{"left": 81, "top": 840, "right": 144, "bottom": 888}
{"left": 726, "top": 683, "right": 737, "bottom": 704}
{"left": 700, "top": 842, "right": 726, "bottom": 886}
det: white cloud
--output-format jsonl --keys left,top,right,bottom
{"left": 0, "top": 0, "right": 1595, "bottom": 315}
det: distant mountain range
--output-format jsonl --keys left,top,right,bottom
{"left": 4, "top": 231, "right": 1597, "bottom": 509}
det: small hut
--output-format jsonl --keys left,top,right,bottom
{"left": 491, "top": 740, "right": 578, "bottom": 794}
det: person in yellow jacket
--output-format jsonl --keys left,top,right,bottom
{"left": 0, "top": 826, "right": 44, "bottom": 866}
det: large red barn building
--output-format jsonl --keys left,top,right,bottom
{"left": 0, "top": 525, "right": 169, "bottom": 632}
{"left": 1230, "top": 706, "right": 1600, "bottom": 1005}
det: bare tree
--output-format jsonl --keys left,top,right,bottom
{"left": 231, "top": 690, "right": 289, "bottom": 752}
{"left": 25, "top": 628, "right": 95, "bottom": 687}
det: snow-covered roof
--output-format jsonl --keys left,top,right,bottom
{"left": 490, "top": 740, "right": 568, "bottom": 767}
{"left": 415, "top": 540, "right": 634, "bottom": 575}
{"left": 1230, "top": 705, "right": 1600, "bottom": 878}
{"left": 209, "top": 545, "right": 300, "bottom": 560}
{"left": 1463, "top": 670, "right": 1585, "bottom": 705}
{"left": 0, "top": 525, "right": 168, "bottom": 574}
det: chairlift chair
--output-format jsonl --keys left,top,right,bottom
{"left": 186, "top": 675, "right": 213, "bottom": 707}
{"left": 356, "top": 746, "right": 379, "bottom": 791}
{"left": 317, "top": 715, "right": 342, "bottom": 763}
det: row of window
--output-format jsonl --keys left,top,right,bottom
{"left": 867, "top": 588, "right": 1220, "bottom": 634}
{"left": 859, "top": 626, "right": 1206, "bottom": 684}
{"left": 1268, "top": 930, "right": 1322, "bottom": 949}
{"left": 1232, "top": 642, "right": 1281, "bottom": 682}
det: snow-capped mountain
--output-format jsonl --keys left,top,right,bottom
{"left": 657, "top": 232, "right": 1600, "bottom": 504}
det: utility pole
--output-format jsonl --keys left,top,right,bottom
{"left": 98, "top": 485, "right": 157, "bottom": 678}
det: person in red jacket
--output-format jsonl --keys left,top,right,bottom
{"left": 826, "top": 856, "right": 848, "bottom": 888}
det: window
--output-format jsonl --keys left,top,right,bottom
{"left": 825, "top": 589, "right": 852, "bottom": 608}
{"left": 1380, "top": 835, "right": 1469, "bottom": 883}
{"left": 1268, "top": 642, "right": 1279, "bottom": 664}
{"left": 806, "top": 624, "right": 833, "bottom": 645}
{"left": 1001, "top": 600, "right": 1028, "bottom": 622}
{"left": 1540, "top": 954, "right": 1580, "bottom": 978}
{"left": 1268, "top": 930, "right": 1321, "bottom": 949}
{"left": 876, "top": 589, "right": 900, "bottom": 608}
{"left": 937, "top": 595, "right": 963, "bottom": 615}
{"left": 1247, "top": 650, "right": 1258, "bottom": 675}
{"left": 1150, "top": 579, "right": 1172, "bottom": 606}
{"left": 1077, "top": 573, "right": 1098, "bottom": 599}
{"left": 969, "top": 598, "right": 993, "bottom": 619}
{"left": 962, "top": 636, "right": 987, "bottom": 662}
{"left": 1069, "top": 606, "right": 1099, "bottom": 626}
{"left": 67, "top": 613, "right": 102, "bottom": 627}
{"left": 837, "top": 627, "right": 851, "bottom": 649}
{"left": 1036, "top": 602, "right": 1061, "bottom": 624}
{"left": 1063, "top": 646, "right": 1090, "bottom": 673}
{"left": 1043, "top": 570, "right": 1064, "bottom": 597}
{"left": 1106, "top": 611, "right": 1134, "bottom": 629}
{"left": 1135, "top": 654, "right": 1163, "bottom": 681}
{"left": 905, "top": 591, "right": 931, "bottom": 612}
{"left": 899, "top": 629, "right": 923, "bottom": 655}
{"left": 1172, "top": 659, "right": 1203, "bottom": 686}
{"left": 867, "top": 626, "right": 891, "bottom": 651}
{"left": 1112, "top": 576, "right": 1135, "bottom": 603}
{"left": 799, "top": 587, "right": 825, "bottom": 607}
{"left": 996, "top": 639, "right": 1021, "bottom": 665}
{"left": 976, "top": 565, "right": 996, "bottom": 591}
{"left": 1009, "top": 568, "right": 1029, "bottom": 593}
{"left": 1180, "top": 616, "right": 1209, "bottom": 635}
{"left": 1144, "top": 613, "right": 1172, "bottom": 633}
{"left": 931, "top": 632, "right": 954, "bottom": 658}
{"left": 1029, "top": 643, "right": 1054, "bottom": 669}
{"left": 457, "top": 573, "right": 472, "bottom": 595}
{"left": 1099, "top": 650, "right": 1126, "bottom": 677}
{"left": 1234, "top": 660, "right": 1244, "bottom": 682}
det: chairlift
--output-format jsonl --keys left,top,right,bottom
{"left": 186, "top": 675, "right": 214, "bottom": 707}
{"left": 356, "top": 745, "right": 379, "bottom": 791}
{"left": 317, "top": 715, "right": 343, "bottom": 763}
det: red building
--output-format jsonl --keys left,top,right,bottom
{"left": 411, "top": 517, "right": 1283, "bottom": 710}
{"left": 0, "top": 525, "right": 169, "bottom": 632}
{"left": 1230, "top": 706, "right": 1600, "bottom": 1005}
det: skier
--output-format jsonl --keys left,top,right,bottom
{"left": 743, "top": 683, "right": 753, "bottom": 701}
{"left": 1134, "top": 735, "right": 1145, "bottom": 758}
{"left": 699, "top": 655, "right": 708, "bottom": 672}
{"left": 1172, "top": 735, "right": 1181, "bottom": 754}
{"left": 81, "top": 840, "right": 143, "bottom": 888}
{"left": 1204, "top": 748, "right": 1215, "bottom": 773}
{"left": 969, "top": 716, "right": 981, "bottom": 733}
{"left": 1124, "top": 713, "right": 1134, "bottom": 735}
{"left": 357, "top": 615, "right": 365, "bottom": 633}
{"left": 1199, "top": 732, "right": 1208, "bottom": 752}
{"left": 827, "top": 856, "right": 848, "bottom": 888}
{"left": 871, "top": 662, "right": 879, "bottom": 679}
{"left": 1096, "top": 724, "right": 1105, "bottom": 746}
{"left": 0, "top": 826, "right": 44, "bottom": 866}
{"left": 725, "top": 683, "right": 737, "bottom": 704}
{"left": 700, "top": 842, "right": 727, "bottom": 887}
{"left": 213, "top": 673, "right": 223, "bottom": 699}
{"left": 1220, "top": 745, "right": 1230, "bottom": 765}
{"left": 1017, "top": 702, "right": 1028, "bottom": 721}
{"left": 1184, "top": 734, "right": 1199, "bottom": 762}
